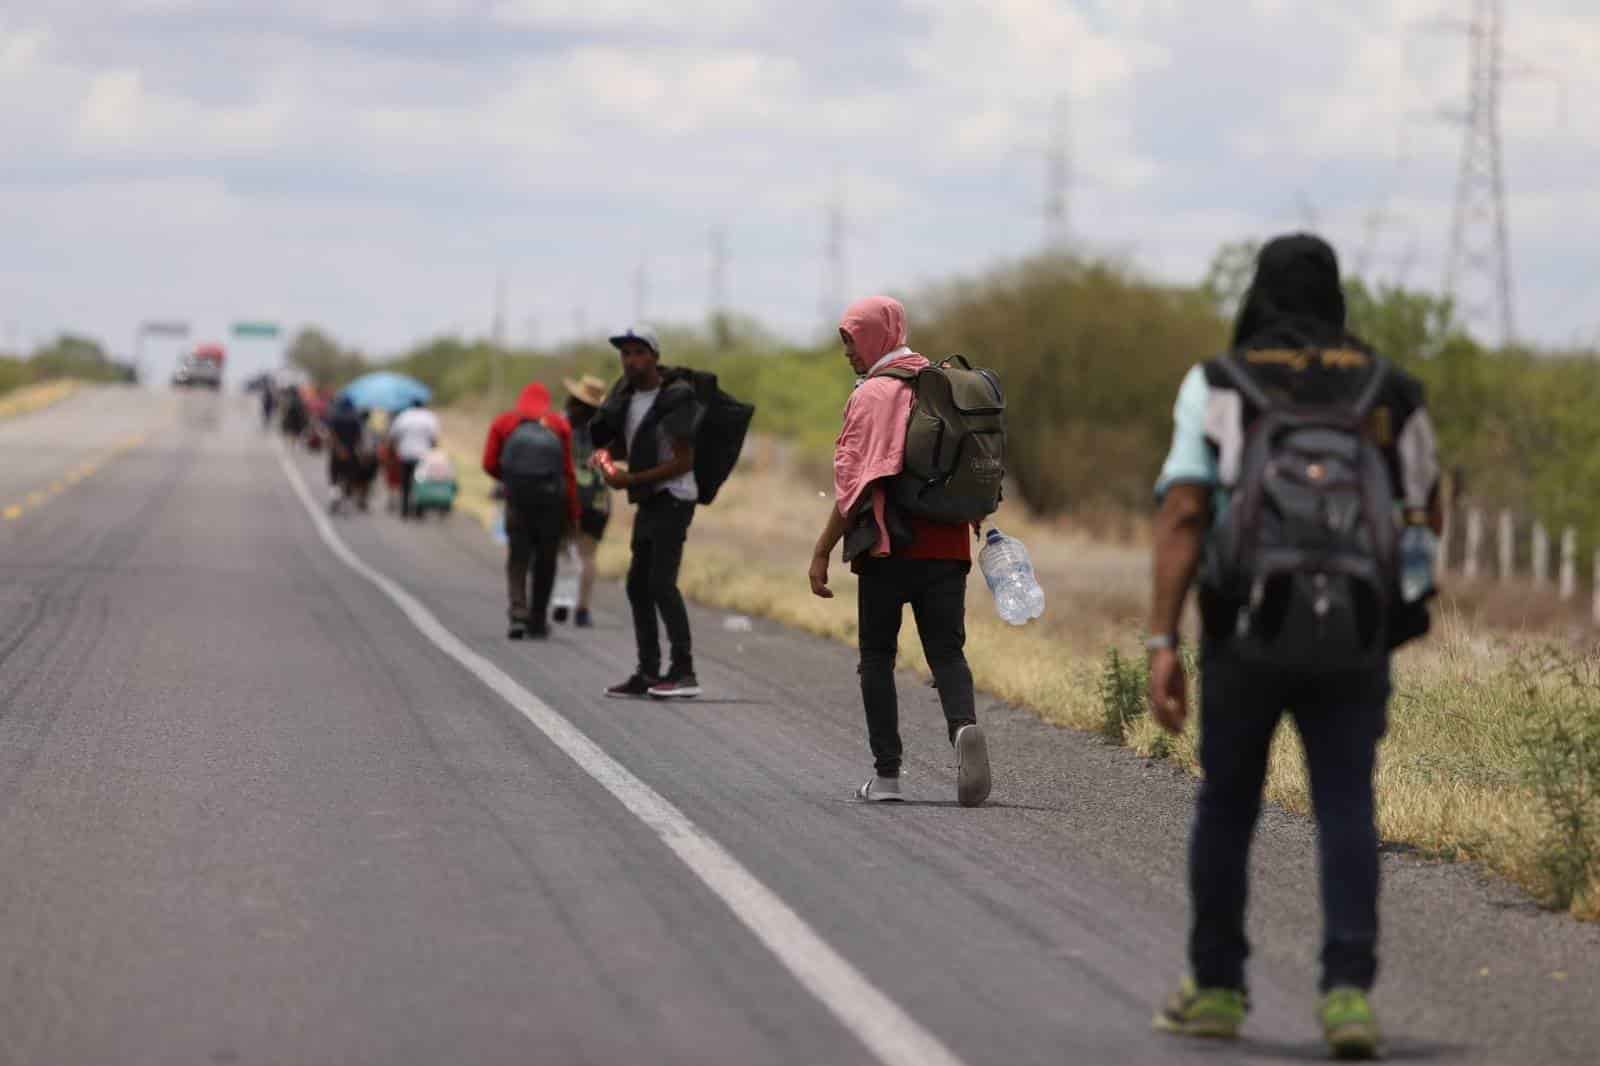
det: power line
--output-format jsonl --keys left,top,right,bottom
{"left": 489, "top": 270, "right": 506, "bottom": 404}
{"left": 492, "top": 271, "right": 507, "bottom": 347}
{"left": 632, "top": 259, "right": 649, "bottom": 324}
{"left": 1443, "top": 0, "right": 1516, "bottom": 346}
{"left": 709, "top": 225, "right": 728, "bottom": 319}
{"left": 1043, "top": 95, "right": 1072, "bottom": 251}
{"left": 709, "top": 225, "right": 730, "bottom": 351}
{"left": 820, "top": 173, "right": 847, "bottom": 324}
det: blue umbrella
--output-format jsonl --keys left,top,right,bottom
{"left": 336, "top": 371, "right": 432, "bottom": 412}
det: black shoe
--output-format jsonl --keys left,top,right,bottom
{"left": 508, "top": 610, "right": 530, "bottom": 641}
{"left": 605, "top": 673, "right": 659, "bottom": 699}
{"left": 551, "top": 606, "right": 570, "bottom": 623}
{"left": 648, "top": 670, "right": 701, "bottom": 700}
{"left": 527, "top": 624, "right": 550, "bottom": 640}
{"left": 574, "top": 609, "right": 592, "bottom": 628}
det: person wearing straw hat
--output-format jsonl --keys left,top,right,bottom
{"left": 557, "top": 373, "right": 612, "bottom": 628}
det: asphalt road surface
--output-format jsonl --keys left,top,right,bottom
{"left": 1, "top": 386, "right": 1596, "bottom": 1066}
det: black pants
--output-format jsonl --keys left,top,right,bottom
{"left": 398, "top": 460, "right": 420, "bottom": 517}
{"left": 505, "top": 481, "right": 564, "bottom": 624}
{"left": 626, "top": 494, "right": 695, "bottom": 677}
{"left": 1190, "top": 647, "right": 1390, "bottom": 993}
{"left": 855, "top": 557, "right": 976, "bottom": 778}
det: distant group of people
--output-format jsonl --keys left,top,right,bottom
{"left": 259, "top": 375, "right": 456, "bottom": 520}
{"left": 319, "top": 398, "right": 451, "bottom": 519}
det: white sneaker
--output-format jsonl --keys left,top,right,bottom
{"left": 955, "top": 724, "right": 991, "bottom": 808}
{"left": 856, "top": 776, "right": 904, "bottom": 802}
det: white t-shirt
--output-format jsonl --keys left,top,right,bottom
{"left": 624, "top": 388, "right": 698, "bottom": 503}
{"left": 389, "top": 407, "right": 441, "bottom": 462}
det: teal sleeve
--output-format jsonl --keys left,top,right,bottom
{"left": 1154, "top": 365, "right": 1217, "bottom": 499}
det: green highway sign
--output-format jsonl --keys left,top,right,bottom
{"left": 231, "top": 321, "right": 280, "bottom": 338}
{"left": 140, "top": 321, "right": 190, "bottom": 337}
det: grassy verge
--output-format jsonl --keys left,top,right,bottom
{"left": 440, "top": 409, "right": 1599, "bottom": 918}
{"left": 0, "top": 380, "right": 78, "bottom": 420}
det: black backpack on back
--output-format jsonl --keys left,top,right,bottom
{"left": 1201, "top": 352, "right": 1400, "bottom": 671}
{"left": 499, "top": 418, "right": 565, "bottom": 489}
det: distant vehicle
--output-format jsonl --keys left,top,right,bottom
{"left": 171, "top": 343, "right": 225, "bottom": 390}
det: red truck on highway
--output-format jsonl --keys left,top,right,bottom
{"left": 172, "top": 343, "right": 225, "bottom": 389}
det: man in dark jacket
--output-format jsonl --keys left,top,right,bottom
{"left": 1147, "top": 235, "right": 1441, "bottom": 1058}
{"left": 589, "top": 326, "right": 704, "bottom": 699}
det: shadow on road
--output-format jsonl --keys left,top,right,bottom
{"left": 1220, "top": 1036, "right": 1467, "bottom": 1061}
{"left": 835, "top": 799, "right": 1073, "bottom": 813}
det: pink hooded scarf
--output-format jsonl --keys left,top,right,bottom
{"left": 834, "top": 296, "right": 929, "bottom": 558}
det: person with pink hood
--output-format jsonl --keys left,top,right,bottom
{"left": 483, "top": 381, "right": 580, "bottom": 639}
{"left": 809, "top": 296, "right": 991, "bottom": 807}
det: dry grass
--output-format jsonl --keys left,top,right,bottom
{"left": 0, "top": 380, "right": 78, "bottom": 420}
{"left": 441, "top": 410, "right": 1599, "bottom": 918}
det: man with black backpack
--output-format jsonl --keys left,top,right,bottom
{"left": 1146, "top": 235, "right": 1441, "bottom": 1058}
{"left": 809, "top": 295, "right": 1004, "bottom": 807}
{"left": 588, "top": 327, "right": 705, "bottom": 699}
{"left": 482, "top": 381, "right": 580, "bottom": 640}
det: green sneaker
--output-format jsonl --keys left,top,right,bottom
{"left": 1320, "top": 986, "right": 1382, "bottom": 1060}
{"left": 1152, "top": 976, "right": 1247, "bottom": 1039}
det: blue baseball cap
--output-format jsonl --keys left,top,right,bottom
{"left": 608, "top": 325, "right": 660, "bottom": 355}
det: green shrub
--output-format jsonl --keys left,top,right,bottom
{"left": 1514, "top": 648, "right": 1600, "bottom": 910}
{"left": 1098, "top": 647, "right": 1149, "bottom": 744}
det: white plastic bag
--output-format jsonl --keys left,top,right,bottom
{"left": 550, "top": 541, "right": 581, "bottom": 610}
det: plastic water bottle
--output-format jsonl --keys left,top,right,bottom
{"left": 979, "top": 529, "right": 1045, "bottom": 626}
{"left": 1399, "top": 523, "right": 1437, "bottom": 604}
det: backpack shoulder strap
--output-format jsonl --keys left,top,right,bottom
{"left": 1349, "top": 355, "right": 1391, "bottom": 420}
{"left": 1214, "top": 351, "right": 1277, "bottom": 415}
{"left": 872, "top": 365, "right": 919, "bottom": 382}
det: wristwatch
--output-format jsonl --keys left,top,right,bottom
{"left": 1143, "top": 633, "right": 1178, "bottom": 652}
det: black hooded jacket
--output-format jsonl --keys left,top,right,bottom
{"left": 589, "top": 368, "right": 704, "bottom": 506}
{"left": 1218, "top": 233, "right": 1423, "bottom": 418}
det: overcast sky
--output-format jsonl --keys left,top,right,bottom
{"left": 1, "top": 1, "right": 1595, "bottom": 383}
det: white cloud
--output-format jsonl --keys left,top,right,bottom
{"left": 492, "top": 0, "right": 761, "bottom": 32}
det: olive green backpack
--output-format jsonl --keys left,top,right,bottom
{"left": 876, "top": 355, "right": 1006, "bottom": 525}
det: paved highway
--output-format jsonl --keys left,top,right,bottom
{"left": 0, "top": 387, "right": 1595, "bottom": 1065}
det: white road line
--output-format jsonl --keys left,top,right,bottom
{"left": 274, "top": 444, "right": 968, "bottom": 1066}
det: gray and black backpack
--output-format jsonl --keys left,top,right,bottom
{"left": 499, "top": 418, "right": 566, "bottom": 493}
{"left": 1201, "top": 352, "right": 1399, "bottom": 671}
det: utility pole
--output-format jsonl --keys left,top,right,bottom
{"left": 709, "top": 225, "right": 730, "bottom": 350}
{"left": 1443, "top": 0, "right": 1516, "bottom": 346}
{"left": 490, "top": 270, "right": 506, "bottom": 405}
{"left": 632, "top": 259, "right": 648, "bottom": 324}
{"left": 1043, "top": 95, "right": 1072, "bottom": 251}
{"left": 820, "top": 173, "right": 847, "bottom": 324}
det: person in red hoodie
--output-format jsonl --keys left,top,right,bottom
{"left": 808, "top": 295, "right": 991, "bottom": 807}
{"left": 483, "top": 382, "right": 581, "bottom": 640}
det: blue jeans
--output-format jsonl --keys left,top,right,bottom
{"left": 1189, "top": 647, "right": 1390, "bottom": 992}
